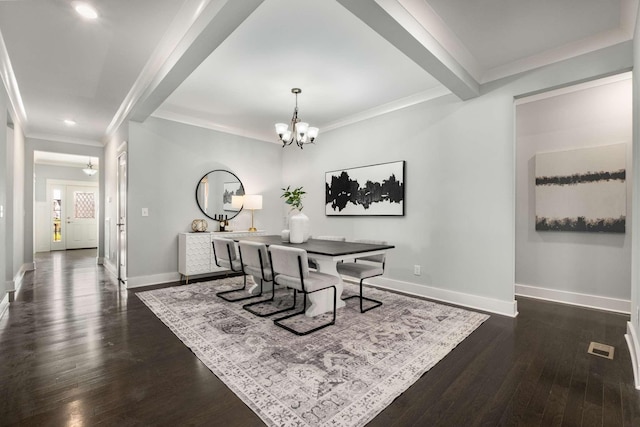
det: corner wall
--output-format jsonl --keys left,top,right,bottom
{"left": 282, "top": 42, "right": 633, "bottom": 317}
{"left": 125, "top": 117, "right": 283, "bottom": 286}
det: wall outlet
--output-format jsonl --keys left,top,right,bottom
{"left": 414, "top": 265, "right": 421, "bottom": 275}
{"left": 141, "top": 208, "right": 149, "bottom": 217}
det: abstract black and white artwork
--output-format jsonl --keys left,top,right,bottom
{"left": 326, "top": 160, "right": 405, "bottom": 216}
{"left": 535, "top": 143, "right": 626, "bottom": 233}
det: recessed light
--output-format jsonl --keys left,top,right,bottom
{"left": 73, "top": 2, "right": 98, "bottom": 20}
{"left": 64, "top": 119, "right": 77, "bottom": 126}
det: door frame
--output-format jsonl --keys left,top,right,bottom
{"left": 116, "top": 152, "right": 127, "bottom": 285}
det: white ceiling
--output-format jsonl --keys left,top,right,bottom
{"left": 0, "top": 0, "right": 636, "bottom": 147}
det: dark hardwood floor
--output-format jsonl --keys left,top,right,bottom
{"left": 1, "top": 250, "right": 639, "bottom": 426}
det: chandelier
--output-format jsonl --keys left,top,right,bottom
{"left": 275, "top": 88, "right": 319, "bottom": 149}
{"left": 82, "top": 158, "right": 97, "bottom": 176}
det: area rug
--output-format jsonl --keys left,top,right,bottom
{"left": 137, "top": 277, "right": 489, "bottom": 427}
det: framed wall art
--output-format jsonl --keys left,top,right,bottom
{"left": 325, "top": 160, "right": 405, "bottom": 216}
{"left": 535, "top": 143, "right": 626, "bottom": 233}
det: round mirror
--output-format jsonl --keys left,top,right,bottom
{"left": 195, "top": 169, "right": 245, "bottom": 220}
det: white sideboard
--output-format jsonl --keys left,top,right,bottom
{"left": 178, "top": 231, "right": 266, "bottom": 282}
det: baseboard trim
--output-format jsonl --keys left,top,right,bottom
{"left": 96, "top": 257, "right": 105, "bottom": 265}
{"left": 126, "top": 272, "right": 181, "bottom": 289}
{"left": 360, "top": 276, "right": 518, "bottom": 317}
{"left": 6, "top": 263, "right": 31, "bottom": 298}
{"left": 515, "top": 283, "right": 630, "bottom": 314}
{"left": 625, "top": 321, "right": 640, "bottom": 390}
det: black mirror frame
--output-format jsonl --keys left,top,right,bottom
{"left": 195, "top": 169, "right": 245, "bottom": 221}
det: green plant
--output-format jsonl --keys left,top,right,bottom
{"left": 281, "top": 186, "right": 305, "bottom": 211}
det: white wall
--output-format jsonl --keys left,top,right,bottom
{"left": 282, "top": 41, "right": 633, "bottom": 316}
{"left": 126, "top": 117, "right": 283, "bottom": 286}
{"left": 515, "top": 77, "right": 632, "bottom": 303}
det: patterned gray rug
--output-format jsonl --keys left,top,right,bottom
{"left": 137, "top": 277, "right": 489, "bottom": 427}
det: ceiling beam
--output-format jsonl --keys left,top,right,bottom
{"left": 337, "top": 0, "right": 479, "bottom": 101}
{"left": 107, "top": 0, "right": 264, "bottom": 137}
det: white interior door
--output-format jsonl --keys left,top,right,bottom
{"left": 65, "top": 185, "right": 98, "bottom": 249}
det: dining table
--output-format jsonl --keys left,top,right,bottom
{"left": 232, "top": 235, "right": 395, "bottom": 317}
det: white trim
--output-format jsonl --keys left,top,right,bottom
{"left": 514, "top": 71, "right": 632, "bottom": 105}
{"left": 0, "top": 293, "right": 9, "bottom": 320}
{"left": 154, "top": 85, "right": 452, "bottom": 143}
{"left": 151, "top": 108, "right": 270, "bottom": 142}
{"left": 27, "top": 132, "right": 103, "bottom": 147}
{"left": 0, "top": 27, "right": 27, "bottom": 129}
{"left": 481, "top": 28, "right": 631, "bottom": 84}
{"left": 321, "top": 86, "right": 451, "bottom": 133}
{"left": 126, "top": 272, "right": 181, "bottom": 289}
{"left": 96, "top": 257, "right": 105, "bottom": 265}
{"left": 515, "top": 283, "right": 630, "bottom": 314}
{"left": 355, "top": 276, "right": 518, "bottom": 317}
{"left": 625, "top": 321, "right": 640, "bottom": 389}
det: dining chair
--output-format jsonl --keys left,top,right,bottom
{"left": 336, "top": 239, "right": 386, "bottom": 313}
{"left": 308, "top": 235, "right": 346, "bottom": 270}
{"left": 238, "top": 240, "right": 298, "bottom": 317}
{"left": 212, "top": 237, "right": 258, "bottom": 302}
{"left": 269, "top": 245, "right": 339, "bottom": 335}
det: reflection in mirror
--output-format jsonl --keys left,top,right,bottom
{"left": 195, "top": 169, "right": 245, "bottom": 220}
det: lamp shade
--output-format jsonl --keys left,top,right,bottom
{"left": 231, "top": 195, "right": 244, "bottom": 209}
{"left": 243, "top": 195, "right": 262, "bottom": 210}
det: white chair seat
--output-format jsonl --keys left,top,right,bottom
{"left": 336, "top": 262, "right": 383, "bottom": 279}
{"left": 275, "top": 270, "right": 339, "bottom": 292}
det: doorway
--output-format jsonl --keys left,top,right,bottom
{"left": 46, "top": 181, "right": 98, "bottom": 251}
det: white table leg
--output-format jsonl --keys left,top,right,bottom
{"left": 305, "top": 258, "right": 346, "bottom": 317}
{"left": 247, "top": 275, "right": 273, "bottom": 295}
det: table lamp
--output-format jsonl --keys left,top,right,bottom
{"left": 243, "top": 195, "right": 262, "bottom": 232}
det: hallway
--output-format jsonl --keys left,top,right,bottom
{"left": 0, "top": 250, "right": 262, "bottom": 426}
{"left": 1, "top": 250, "right": 639, "bottom": 426}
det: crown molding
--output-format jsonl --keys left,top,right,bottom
{"left": 27, "top": 132, "right": 103, "bottom": 147}
{"left": 514, "top": 71, "right": 632, "bottom": 105}
{"left": 150, "top": 108, "right": 272, "bottom": 143}
{"left": 154, "top": 85, "right": 451, "bottom": 144}
{"left": 481, "top": 28, "right": 632, "bottom": 84}
{"left": 322, "top": 85, "right": 451, "bottom": 132}
{"left": 0, "top": 27, "right": 27, "bottom": 130}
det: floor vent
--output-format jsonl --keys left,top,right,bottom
{"left": 588, "top": 342, "right": 615, "bottom": 360}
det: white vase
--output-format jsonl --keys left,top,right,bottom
{"left": 289, "top": 211, "right": 310, "bottom": 244}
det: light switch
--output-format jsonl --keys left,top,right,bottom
{"left": 0, "top": 205, "right": 3, "bottom": 218}
{"left": 141, "top": 208, "right": 149, "bottom": 217}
